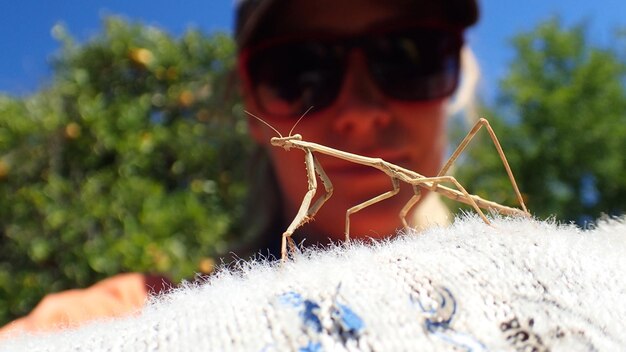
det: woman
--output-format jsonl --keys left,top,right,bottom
{"left": 238, "top": 0, "right": 478, "bottom": 258}
{"left": 0, "top": 0, "right": 478, "bottom": 336}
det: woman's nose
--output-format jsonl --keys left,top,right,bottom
{"left": 332, "top": 50, "right": 392, "bottom": 136}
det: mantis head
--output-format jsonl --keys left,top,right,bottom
{"left": 270, "top": 134, "right": 302, "bottom": 151}
{"left": 244, "top": 107, "right": 313, "bottom": 151}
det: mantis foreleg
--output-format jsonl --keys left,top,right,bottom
{"left": 305, "top": 155, "right": 333, "bottom": 218}
{"left": 281, "top": 151, "right": 334, "bottom": 261}
{"left": 281, "top": 149, "right": 317, "bottom": 261}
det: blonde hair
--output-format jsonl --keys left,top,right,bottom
{"left": 447, "top": 45, "right": 481, "bottom": 124}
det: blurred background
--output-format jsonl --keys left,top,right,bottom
{"left": 0, "top": 0, "right": 624, "bottom": 324}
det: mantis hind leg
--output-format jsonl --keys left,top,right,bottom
{"left": 345, "top": 177, "right": 400, "bottom": 243}
{"left": 438, "top": 118, "right": 529, "bottom": 215}
{"left": 411, "top": 175, "right": 491, "bottom": 225}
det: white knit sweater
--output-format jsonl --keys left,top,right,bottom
{"left": 2, "top": 215, "right": 625, "bottom": 351}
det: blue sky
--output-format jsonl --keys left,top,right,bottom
{"left": 1, "top": 0, "right": 625, "bottom": 103}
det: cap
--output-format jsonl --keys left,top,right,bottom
{"left": 235, "top": 0, "right": 479, "bottom": 49}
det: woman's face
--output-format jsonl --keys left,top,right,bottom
{"left": 242, "top": 0, "right": 450, "bottom": 242}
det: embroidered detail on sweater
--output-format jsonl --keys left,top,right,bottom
{"left": 276, "top": 284, "right": 365, "bottom": 351}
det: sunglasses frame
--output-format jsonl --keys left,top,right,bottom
{"left": 238, "top": 22, "right": 465, "bottom": 118}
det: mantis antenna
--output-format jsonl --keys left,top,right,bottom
{"left": 244, "top": 106, "right": 315, "bottom": 138}
{"left": 244, "top": 110, "right": 283, "bottom": 138}
{"left": 288, "top": 106, "right": 315, "bottom": 136}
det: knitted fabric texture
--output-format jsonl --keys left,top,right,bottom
{"left": 2, "top": 216, "right": 625, "bottom": 351}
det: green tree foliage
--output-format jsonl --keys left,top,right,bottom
{"left": 454, "top": 18, "right": 626, "bottom": 223}
{"left": 0, "top": 17, "right": 249, "bottom": 323}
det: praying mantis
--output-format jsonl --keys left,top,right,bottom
{"left": 246, "top": 109, "right": 530, "bottom": 261}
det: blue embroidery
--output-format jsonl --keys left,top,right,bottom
{"left": 277, "top": 292, "right": 322, "bottom": 332}
{"left": 298, "top": 341, "right": 322, "bottom": 352}
{"left": 278, "top": 291, "right": 304, "bottom": 307}
{"left": 413, "top": 286, "right": 487, "bottom": 352}
{"left": 277, "top": 286, "right": 365, "bottom": 351}
{"left": 333, "top": 303, "right": 364, "bottom": 336}
{"left": 302, "top": 299, "right": 323, "bottom": 332}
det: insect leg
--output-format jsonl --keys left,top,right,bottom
{"left": 411, "top": 175, "right": 491, "bottom": 225}
{"left": 345, "top": 177, "right": 400, "bottom": 242}
{"left": 281, "top": 148, "right": 318, "bottom": 261}
{"left": 399, "top": 185, "right": 422, "bottom": 229}
{"left": 438, "top": 118, "right": 528, "bottom": 215}
{"left": 304, "top": 155, "right": 333, "bottom": 220}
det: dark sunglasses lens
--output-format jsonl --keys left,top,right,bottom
{"left": 367, "top": 29, "right": 462, "bottom": 100}
{"left": 247, "top": 43, "right": 344, "bottom": 117}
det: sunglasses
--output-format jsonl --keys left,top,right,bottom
{"left": 239, "top": 25, "right": 464, "bottom": 118}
